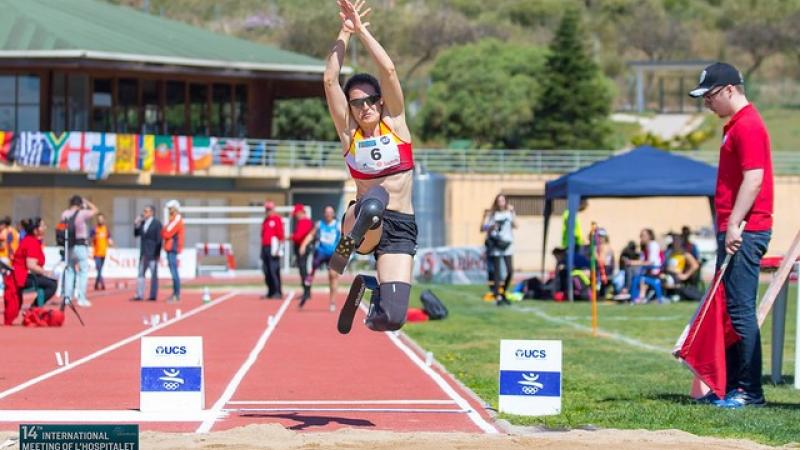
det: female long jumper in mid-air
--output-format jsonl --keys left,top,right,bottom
{"left": 323, "top": 0, "right": 418, "bottom": 334}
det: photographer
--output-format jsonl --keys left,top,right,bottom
{"left": 482, "top": 194, "right": 517, "bottom": 306}
{"left": 61, "top": 195, "right": 97, "bottom": 307}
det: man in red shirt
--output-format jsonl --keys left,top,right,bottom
{"left": 261, "top": 201, "right": 285, "bottom": 299}
{"left": 291, "top": 203, "right": 315, "bottom": 305}
{"left": 689, "top": 62, "right": 773, "bottom": 408}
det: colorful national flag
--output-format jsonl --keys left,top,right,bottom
{"left": 675, "top": 268, "right": 740, "bottom": 399}
{"left": 153, "top": 135, "right": 175, "bottom": 174}
{"left": 45, "top": 132, "right": 70, "bottom": 168}
{"left": 115, "top": 134, "right": 138, "bottom": 173}
{"left": 173, "top": 136, "right": 194, "bottom": 175}
{"left": 85, "top": 132, "right": 117, "bottom": 180}
{"left": 137, "top": 134, "right": 155, "bottom": 172}
{"left": 0, "top": 131, "right": 16, "bottom": 164}
{"left": 60, "top": 132, "right": 92, "bottom": 172}
{"left": 15, "top": 132, "right": 54, "bottom": 167}
{"left": 191, "top": 136, "right": 214, "bottom": 171}
{"left": 215, "top": 138, "right": 250, "bottom": 166}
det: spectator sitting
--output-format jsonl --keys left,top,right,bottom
{"left": 612, "top": 240, "right": 644, "bottom": 301}
{"left": 663, "top": 234, "right": 701, "bottom": 301}
{"left": 628, "top": 228, "right": 665, "bottom": 304}
{"left": 680, "top": 225, "right": 700, "bottom": 260}
{"left": 4, "top": 217, "right": 58, "bottom": 325}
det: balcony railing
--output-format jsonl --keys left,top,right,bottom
{"left": 243, "top": 140, "right": 800, "bottom": 175}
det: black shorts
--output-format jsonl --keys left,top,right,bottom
{"left": 375, "top": 210, "right": 417, "bottom": 258}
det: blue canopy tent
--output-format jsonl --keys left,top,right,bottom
{"left": 542, "top": 146, "right": 718, "bottom": 301}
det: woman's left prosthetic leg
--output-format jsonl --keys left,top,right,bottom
{"left": 334, "top": 186, "right": 411, "bottom": 334}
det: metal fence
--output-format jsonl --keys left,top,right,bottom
{"left": 241, "top": 139, "right": 800, "bottom": 175}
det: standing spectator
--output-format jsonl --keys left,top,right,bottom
{"left": 91, "top": 213, "right": 113, "bottom": 291}
{"left": 482, "top": 194, "right": 517, "bottom": 306}
{"left": 481, "top": 208, "right": 497, "bottom": 301}
{"left": 302, "top": 205, "right": 342, "bottom": 311}
{"left": 690, "top": 62, "right": 773, "bottom": 407}
{"left": 595, "top": 228, "right": 615, "bottom": 298}
{"left": 261, "top": 201, "right": 284, "bottom": 299}
{"left": 0, "top": 216, "right": 20, "bottom": 265}
{"left": 132, "top": 205, "right": 162, "bottom": 302}
{"left": 4, "top": 217, "right": 58, "bottom": 325}
{"left": 291, "top": 203, "right": 315, "bottom": 303}
{"left": 161, "top": 200, "right": 185, "bottom": 303}
{"left": 562, "top": 199, "right": 588, "bottom": 249}
{"left": 61, "top": 195, "right": 97, "bottom": 307}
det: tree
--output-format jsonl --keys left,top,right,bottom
{"left": 528, "top": 9, "right": 613, "bottom": 149}
{"left": 272, "top": 99, "right": 337, "bottom": 141}
{"left": 417, "top": 39, "right": 547, "bottom": 148}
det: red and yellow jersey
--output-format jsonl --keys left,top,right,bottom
{"left": 345, "top": 119, "right": 414, "bottom": 180}
{"left": 92, "top": 225, "right": 111, "bottom": 258}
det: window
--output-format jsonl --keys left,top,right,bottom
{"left": 189, "top": 83, "right": 209, "bottom": 136}
{"left": 91, "top": 78, "right": 113, "bottom": 131}
{"left": 0, "top": 74, "right": 40, "bottom": 131}
{"left": 50, "top": 73, "right": 89, "bottom": 133}
{"left": 116, "top": 78, "right": 139, "bottom": 133}
{"left": 141, "top": 79, "right": 162, "bottom": 134}
{"left": 165, "top": 81, "right": 186, "bottom": 134}
{"left": 211, "top": 83, "right": 232, "bottom": 137}
{"left": 234, "top": 84, "right": 247, "bottom": 137}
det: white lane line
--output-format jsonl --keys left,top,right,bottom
{"left": 0, "top": 291, "right": 240, "bottom": 401}
{"left": 0, "top": 410, "right": 214, "bottom": 422}
{"left": 195, "top": 292, "right": 295, "bottom": 434}
{"left": 355, "top": 303, "right": 499, "bottom": 434}
{"left": 226, "top": 407, "right": 468, "bottom": 414}
{"left": 516, "top": 306, "right": 671, "bottom": 353}
{"left": 227, "top": 400, "right": 457, "bottom": 405}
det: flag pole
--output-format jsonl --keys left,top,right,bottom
{"left": 590, "top": 222, "right": 598, "bottom": 336}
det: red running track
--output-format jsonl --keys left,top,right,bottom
{"left": 0, "top": 287, "right": 497, "bottom": 434}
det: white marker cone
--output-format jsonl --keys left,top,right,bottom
{"left": 55, "top": 352, "right": 63, "bottom": 367}
{"left": 202, "top": 287, "right": 211, "bottom": 303}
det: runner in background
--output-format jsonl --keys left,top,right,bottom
{"left": 291, "top": 203, "right": 315, "bottom": 304}
{"left": 301, "top": 205, "right": 341, "bottom": 311}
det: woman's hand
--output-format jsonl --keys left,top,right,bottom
{"left": 338, "top": 0, "right": 371, "bottom": 34}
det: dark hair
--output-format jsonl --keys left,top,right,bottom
{"left": 343, "top": 73, "right": 381, "bottom": 99}
{"left": 20, "top": 217, "right": 43, "bottom": 235}
{"left": 641, "top": 228, "right": 655, "bottom": 241}
{"left": 69, "top": 195, "right": 83, "bottom": 207}
{"left": 0, "top": 216, "right": 10, "bottom": 226}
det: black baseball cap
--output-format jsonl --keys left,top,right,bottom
{"left": 689, "top": 62, "right": 744, "bottom": 98}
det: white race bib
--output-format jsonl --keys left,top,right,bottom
{"left": 355, "top": 134, "right": 401, "bottom": 174}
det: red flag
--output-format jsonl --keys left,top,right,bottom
{"left": 676, "top": 270, "right": 740, "bottom": 398}
{"left": 0, "top": 131, "right": 14, "bottom": 163}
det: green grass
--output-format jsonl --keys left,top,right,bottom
{"left": 403, "top": 283, "right": 800, "bottom": 446}
{"left": 698, "top": 107, "right": 800, "bottom": 152}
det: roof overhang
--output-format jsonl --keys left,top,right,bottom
{"left": 0, "top": 49, "right": 353, "bottom": 75}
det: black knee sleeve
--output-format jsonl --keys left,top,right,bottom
{"left": 352, "top": 186, "right": 388, "bottom": 238}
{"left": 365, "top": 281, "right": 411, "bottom": 332}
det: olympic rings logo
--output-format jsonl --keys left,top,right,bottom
{"left": 521, "top": 386, "right": 540, "bottom": 395}
{"left": 162, "top": 382, "right": 181, "bottom": 391}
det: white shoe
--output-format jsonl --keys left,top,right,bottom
{"left": 77, "top": 299, "right": 92, "bottom": 307}
{"left": 329, "top": 303, "right": 336, "bottom": 312}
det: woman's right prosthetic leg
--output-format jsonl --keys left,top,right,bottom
{"left": 329, "top": 186, "right": 388, "bottom": 274}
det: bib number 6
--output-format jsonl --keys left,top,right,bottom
{"left": 370, "top": 148, "right": 381, "bottom": 161}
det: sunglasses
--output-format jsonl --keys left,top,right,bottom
{"left": 348, "top": 95, "right": 381, "bottom": 108}
{"left": 703, "top": 86, "right": 727, "bottom": 100}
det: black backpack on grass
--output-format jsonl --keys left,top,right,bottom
{"left": 420, "top": 289, "right": 448, "bottom": 320}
